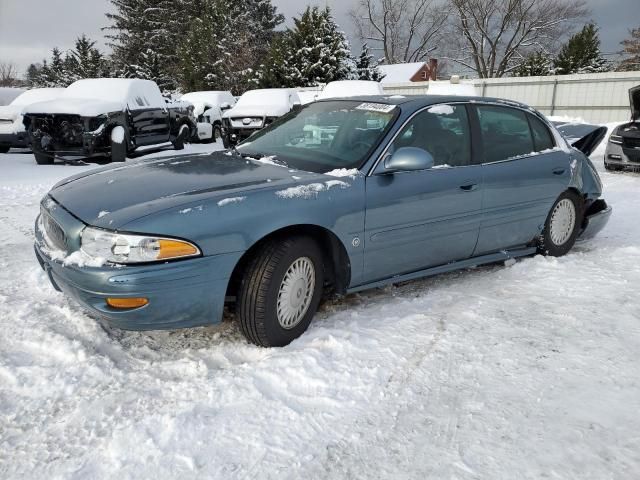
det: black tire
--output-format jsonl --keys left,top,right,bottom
{"left": 34, "top": 150, "right": 53, "bottom": 165}
{"left": 213, "top": 124, "right": 222, "bottom": 143}
{"left": 172, "top": 124, "right": 189, "bottom": 150}
{"left": 222, "top": 133, "right": 231, "bottom": 149}
{"left": 539, "top": 190, "right": 584, "bottom": 257}
{"left": 0, "top": 145, "right": 9, "bottom": 154}
{"left": 237, "top": 236, "right": 324, "bottom": 347}
{"left": 111, "top": 128, "right": 127, "bottom": 163}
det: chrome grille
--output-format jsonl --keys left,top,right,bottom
{"left": 41, "top": 209, "right": 66, "bottom": 251}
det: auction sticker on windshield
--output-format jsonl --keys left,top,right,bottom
{"left": 355, "top": 102, "right": 396, "bottom": 113}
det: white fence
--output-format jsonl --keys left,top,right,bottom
{"left": 382, "top": 71, "right": 640, "bottom": 124}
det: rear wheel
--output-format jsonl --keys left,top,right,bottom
{"left": 237, "top": 236, "right": 324, "bottom": 347}
{"left": 0, "top": 145, "right": 9, "bottom": 154}
{"left": 539, "top": 191, "right": 583, "bottom": 257}
{"left": 213, "top": 124, "right": 222, "bottom": 143}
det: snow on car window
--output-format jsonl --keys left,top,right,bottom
{"left": 427, "top": 104, "right": 455, "bottom": 115}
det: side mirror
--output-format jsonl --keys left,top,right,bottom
{"left": 220, "top": 102, "right": 231, "bottom": 111}
{"left": 384, "top": 147, "right": 434, "bottom": 173}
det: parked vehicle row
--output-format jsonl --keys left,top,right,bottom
{"left": 35, "top": 94, "right": 611, "bottom": 347}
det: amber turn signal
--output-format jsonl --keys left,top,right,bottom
{"left": 106, "top": 297, "right": 149, "bottom": 309}
{"left": 157, "top": 239, "right": 199, "bottom": 260}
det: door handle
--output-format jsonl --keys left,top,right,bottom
{"left": 459, "top": 183, "right": 478, "bottom": 191}
{"left": 552, "top": 168, "right": 566, "bottom": 175}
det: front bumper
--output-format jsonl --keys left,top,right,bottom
{"left": 34, "top": 210, "right": 242, "bottom": 330}
{"left": 0, "top": 131, "right": 28, "bottom": 149}
{"left": 578, "top": 199, "right": 612, "bottom": 241}
{"left": 604, "top": 142, "right": 640, "bottom": 167}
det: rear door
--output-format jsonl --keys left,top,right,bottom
{"left": 363, "top": 103, "right": 483, "bottom": 282}
{"left": 473, "top": 104, "right": 569, "bottom": 255}
{"left": 129, "top": 95, "right": 170, "bottom": 146}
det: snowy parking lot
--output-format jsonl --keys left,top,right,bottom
{"left": 1, "top": 137, "right": 639, "bottom": 478}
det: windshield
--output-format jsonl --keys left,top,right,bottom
{"left": 236, "top": 100, "right": 398, "bottom": 173}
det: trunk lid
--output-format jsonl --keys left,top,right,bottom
{"left": 552, "top": 122, "right": 608, "bottom": 157}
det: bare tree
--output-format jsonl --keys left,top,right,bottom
{"left": 0, "top": 62, "right": 19, "bottom": 87}
{"left": 351, "top": 0, "right": 449, "bottom": 64}
{"left": 448, "top": 0, "right": 588, "bottom": 78}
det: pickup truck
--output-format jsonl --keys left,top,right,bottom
{"left": 22, "top": 78, "right": 196, "bottom": 164}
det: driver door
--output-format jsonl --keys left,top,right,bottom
{"left": 362, "top": 104, "right": 483, "bottom": 282}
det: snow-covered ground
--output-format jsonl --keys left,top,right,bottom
{"left": 1, "top": 135, "right": 639, "bottom": 479}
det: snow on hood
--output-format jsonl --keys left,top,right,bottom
{"left": 22, "top": 97, "right": 125, "bottom": 117}
{"left": 0, "top": 104, "right": 21, "bottom": 122}
{"left": 223, "top": 89, "right": 298, "bottom": 119}
{"left": 0, "top": 89, "right": 66, "bottom": 123}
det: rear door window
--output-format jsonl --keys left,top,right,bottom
{"left": 528, "top": 114, "right": 555, "bottom": 152}
{"left": 476, "top": 105, "right": 535, "bottom": 163}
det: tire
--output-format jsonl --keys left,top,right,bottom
{"left": 222, "top": 133, "right": 231, "bottom": 149}
{"left": 237, "top": 236, "right": 324, "bottom": 347}
{"left": 539, "top": 191, "right": 584, "bottom": 257}
{"left": 110, "top": 126, "right": 127, "bottom": 162}
{"left": 213, "top": 124, "right": 222, "bottom": 143}
{"left": 34, "top": 150, "right": 53, "bottom": 165}
{"left": 0, "top": 145, "right": 9, "bottom": 154}
{"left": 172, "top": 124, "right": 189, "bottom": 150}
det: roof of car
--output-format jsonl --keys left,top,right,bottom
{"left": 315, "top": 94, "right": 532, "bottom": 111}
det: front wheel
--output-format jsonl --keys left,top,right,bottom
{"left": 34, "top": 150, "right": 53, "bottom": 165}
{"left": 237, "top": 236, "right": 324, "bottom": 347}
{"left": 539, "top": 191, "right": 584, "bottom": 257}
{"left": 0, "top": 145, "right": 9, "bottom": 154}
{"left": 172, "top": 124, "right": 190, "bottom": 150}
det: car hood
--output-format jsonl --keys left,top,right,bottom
{"left": 222, "top": 104, "right": 290, "bottom": 119}
{"left": 23, "top": 97, "right": 124, "bottom": 117}
{"left": 49, "top": 151, "right": 316, "bottom": 228}
{"left": 630, "top": 85, "right": 639, "bottom": 121}
{"left": 0, "top": 105, "right": 21, "bottom": 121}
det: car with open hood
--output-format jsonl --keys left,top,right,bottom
{"left": 221, "top": 88, "right": 300, "bottom": 147}
{"left": 35, "top": 95, "right": 611, "bottom": 347}
{"left": 605, "top": 85, "right": 640, "bottom": 170}
{"left": 23, "top": 78, "right": 196, "bottom": 165}
{"left": 0, "top": 88, "right": 65, "bottom": 153}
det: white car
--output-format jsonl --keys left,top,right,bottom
{"left": 222, "top": 88, "right": 300, "bottom": 147}
{"left": 316, "top": 80, "right": 384, "bottom": 100}
{"left": 180, "top": 91, "right": 236, "bottom": 143}
{"left": 0, "top": 88, "right": 65, "bottom": 153}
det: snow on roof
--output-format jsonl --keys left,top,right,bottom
{"left": 379, "top": 63, "right": 426, "bottom": 83}
{"left": 63, "top": 78, "right": 166, "bottom": 110}
{"left": 10, "top": 88, "right": 66, "bottom": 106}
{"left": 317, "top": 81, "right": 383, "bottom": 100}
{"left": 181, "top": 91, "right": 234, "bottom": 107}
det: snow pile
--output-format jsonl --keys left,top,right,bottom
{"left": 324, "top": 168, "right": 359, "bottom": 178}
{"left": 317, "top": 81, "right": 383, "bottom": 100}
{"left": 217, "top": 196, "right": 245, "bottom": 207}
{"left": 276, "top": 180, "right": 348, "bottom": 199}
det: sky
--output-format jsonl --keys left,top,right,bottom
{"left": 0, "top": 0, "right": 636, "bottom": 76}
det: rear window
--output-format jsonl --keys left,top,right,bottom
{"left": 476, "top": 106, "right": 535, "bottom": 163}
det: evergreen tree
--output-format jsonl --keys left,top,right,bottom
{"left": 355, "top": 43, "right": 384, "bottom": 81}
{"left": 64, "top": 34, "right": 108, "bottom": 80}
{"left": 618, "top": 27, "right": 640, "bottom": 71}
{"left": 261, "top": 6, "right": 356, "bottom": 88}
{"left": 513, "top": 51, "right": 553, "bottom": 77}
{"left": 553, "top": 23, "right": 610, "bottom": 75}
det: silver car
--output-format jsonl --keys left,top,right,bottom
{"left": 605, "top": 86, "right": 640, "bottom": 171}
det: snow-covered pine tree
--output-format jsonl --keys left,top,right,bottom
{"left": 553, "top": 23, "right": 610, "bottom": 75}
{"left": 512, "top": 51, "right": 553, "bottom": 77}
{"left": 356, "top": 43, "right": 384, "bottom": 81}
{"left": 63, "top": 35, "right": 110, "bottom": 82}
{"left": 262, "top": 6, "right": 356, "bottom": 88}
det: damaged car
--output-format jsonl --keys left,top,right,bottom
{"left": 22, "top": 78, "right": 196, "bottom": 165}
{"left": 35, "top": 95, "right": 611, "bottom": 347}
{"left": 605, "top": 85, "right": 640, "bottom": 171}
{"left": 180, "top": 90, "right": 235, "bottom": 143}
{"left": 0, "top": 88, "right": 65, "bottom": 153}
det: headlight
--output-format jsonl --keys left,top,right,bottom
{"left": 80, "top": 227, "right": 200, "bottom": 264}
{"left": 609, "top": 134, "right": 623, "bottom": 145}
